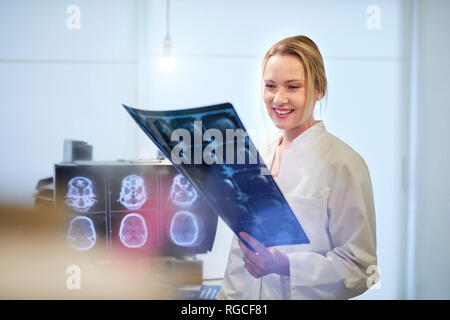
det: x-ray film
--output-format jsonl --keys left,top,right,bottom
{"left": 123, "top": 103, "right": 309, "bottom": 247}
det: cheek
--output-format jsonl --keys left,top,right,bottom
{"left": 293, "top": 89, "right": 306, "bottom": 105}
{"left": 263, "top": 91, "right": 273, "bottom": 107}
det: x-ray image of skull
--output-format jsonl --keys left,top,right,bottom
{"left": 117, "top": 175, "right": 147, "bottom": 210}
{"left": 169, "top": 174, "right": 198, "bottom": 206}
{"left": 169, "top": 210, "right": 200, "bottom": 247}
{"left": 65, "top": 176, "right": 97, "bottom": 213}
{"left": 67, "top": 216, "right": 97, "bottom": 251}
{"left": 119, "top": 213, "right": 148, "bottom": 248}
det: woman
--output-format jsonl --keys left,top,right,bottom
{"left": 218, "top": 35, "right": 378, "bottom": 299}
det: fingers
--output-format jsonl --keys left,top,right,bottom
{"left": 238, "top": 234, "right": 272, "bottom": 273}
{"left": 238, "top": 239, "right": 265, "bottom": 272}
{"left": 238, "top": 238, "right": 265, "bottom": 267}
{"left": 243, "top": 256, "right": 263, "bottom": 278}
{"left": 238, "top": 232, "right": 288, "bottom": 278}
{"left": 239, "top": 232, "right": 270, "bottom": 260}
{"left": 238, "top": 237, "right": 257, "bottom": 259}
{"left": 243, "top": 255, "right": 260, "bottom": 273}
{"left": 238, "top": 237, "right": 252, "bottom": 255}
{"left": 244, "top": 260, "right": 262, "bottom": 278}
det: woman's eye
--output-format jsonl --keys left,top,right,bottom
{"left": 289, "top": 85, "right": 300, "bottom": 90}
{"left": 265, "top": 84, "right": 275, "bottom": 89}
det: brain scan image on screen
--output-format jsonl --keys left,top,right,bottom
{"left": 169, "top": 210, "right": 200, "bottom": 247}
{"left": 117, "top": 175, "right": 147, "bottom": 210}
{"left": 169, "top": 174, "right": 198, "bottom": 206}
{"left": 65, "top": 176, "right": 97, "bottom": 213}
{"left": 119, "top": 213, "right": 148, "bottom": 248}
{"left": 67, "top": 216, "right": 97, "bottom": 251}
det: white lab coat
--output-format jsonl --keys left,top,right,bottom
{"left": 218, "top": 121, "right": 377, "bottom": 300}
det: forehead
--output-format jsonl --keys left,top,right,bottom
{"left": 263, "top": 54, "right": 305, "bottom": 80}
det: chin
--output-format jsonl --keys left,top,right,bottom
{"left": 273, "top": 123, "right": 289, "bottom": 130}
{"left": 272, "top": 118, "right": 295, "bottom": 131}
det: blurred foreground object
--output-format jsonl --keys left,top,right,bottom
{"left": 33, "top": 176, "right": 53, "bottom": 212}
{"left": 0, "top": 205, "right": 202, "bottom": 299}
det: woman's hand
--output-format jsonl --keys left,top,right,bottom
{"left": 238, "top": 232, "right": 290, "bottom": 278}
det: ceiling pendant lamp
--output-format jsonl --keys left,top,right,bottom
{"left": 158, "top": 0, "right": 176, "bottom": 72}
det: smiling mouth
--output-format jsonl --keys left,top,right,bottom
{"left": 273, "top": 107, "right": 294, "bottom": 115}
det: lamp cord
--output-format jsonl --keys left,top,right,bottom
{"left": 166, "top": 0, "right": 171, "bottom": 39}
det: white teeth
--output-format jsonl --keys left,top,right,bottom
{"left": 274, "top": 109, "right": 293, "bottom": 115}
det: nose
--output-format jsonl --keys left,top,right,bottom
{"left": 273, "top": 88, "right": 288, "bottom": 106}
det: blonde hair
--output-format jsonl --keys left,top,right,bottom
{"left": 262, "top": 35, "right": 327, "bottom": 125}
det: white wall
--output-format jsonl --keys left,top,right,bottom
{"left": 412, "top": 0, "right": 450, "bottom": 299}
{"left": 140, "top": 0, "right": 411, "bottom": 298}
{"left": 0, "top": 0, "right": 140, "bottom": 206}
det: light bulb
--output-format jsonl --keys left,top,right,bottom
{"left": 158, "top": 36, "right": 176, "bottom": 72}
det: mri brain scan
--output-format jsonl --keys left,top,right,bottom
{"left": 169, "top": 210, "right": 200, "bottom": 247}
{"left": 169, "top": 174, "right": 198, "bottom": 206}
{"left": 119, "top": 213, "right": 148, "bottom": 248}
{"left": 117, "top": 175, "right": 147, "bottom": 210}
{"left": 65, "top": 176, "right": 97, "bottom": 213}
{"left": 67, "top": 216, "right": 97, "bottom": 251}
